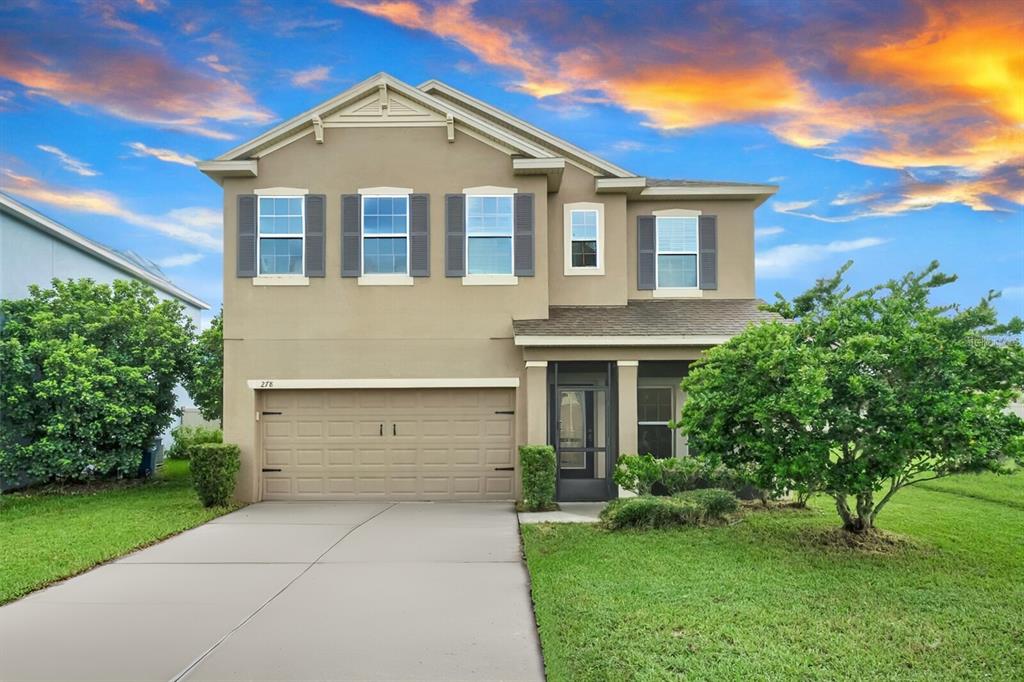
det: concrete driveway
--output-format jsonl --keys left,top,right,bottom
{"left": 0, "top": 502, "right": 545, "bottom": 682}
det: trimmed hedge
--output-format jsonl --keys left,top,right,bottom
{"left": 190, "top": 443, "right": 240, "bottom": 507}
{"left": 166, "top": 425, "right": 222, "bottom": 460}
{"left": 520, "top": 445, "right": 556, "bottom": 511}
{"left": 615, "top": 453, "right": 762, "bottom": 499}
{"left": 600, "top": 489, "right": 738, "bottom": 530}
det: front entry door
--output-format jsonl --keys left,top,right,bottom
{"left": 555, "top": 384, "right": 611, "bottom": 501}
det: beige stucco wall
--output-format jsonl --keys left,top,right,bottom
{"left": 547, "top": 164, "right": 628, "bottom": 305}
{"left": 218, "top": 124, "right": 760, "bottom": 501}
{"left": 626, "top": 199, "right": 757, "bottom": 299}
{"left": 222, "top": 128, "right": 549, "bottom": 500}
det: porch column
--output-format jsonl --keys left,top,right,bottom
{"left": 524, "top": 361, "right": 548, "bottom": 445}
{"left": 617, "top": 361, "right": 638, "bottom": 456}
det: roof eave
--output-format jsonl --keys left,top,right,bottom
{"left": 513, "top": 334, "right": 732, "bottom": 347}
{"left": 596, "top": 177, "right": 779, "bottom": 205}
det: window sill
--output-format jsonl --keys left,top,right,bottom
{"left": 564, "top": 266, "right": 605, "bottom": 277}
{"left": 357, "top": 275, "right": 414, "bottom": 286}
{"left": 653, "top": 287, "right": 703, "bottom": 298}
{"left": 462, "top": 275, "right": 519, "bottom": 286}
{"left": 253, "top": 276, "right": 309, "bottom": 286}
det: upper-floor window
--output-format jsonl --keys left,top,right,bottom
{"left": 656, "top": 216, "right": 698, "bottom": 288}
{"left": 570, "top": 210, "right": 599, "bottom": 268}
{"left": 362, "top": 195, "right": 408, "bottom": 275}
{"left": 466, "top": 195, "right": 513, "bottom": 275}
{"left": 258, "top": 196, "right": 304, "bottom": 275}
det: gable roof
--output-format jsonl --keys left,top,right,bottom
{"left": 199, "top": 72, "right": 777, "bottom": 203}
{"left": 0, "top": 192, "right": 210, "bottom": 310}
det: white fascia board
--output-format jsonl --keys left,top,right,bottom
{"left": 247, "top": 377, "right": 521, "bottom": 390}
{"left": 596, "top": 177, "right": 647, "bottom": 193}
{"left": 513, "top": 157, "right": 565, "bottom": 192}
{"left": 513, "top": 335, "right": 731, "bottom": 347}
{"left": 419, "top": 79, "right": 636, "bottom": 178}
{"left": 196, "top": 160, "right": 258, "bottom": 179}
{"left": 0, "top": 192, "right": 210, "bottom": 310}
{"left": 638, "top": 185, "right": 779, "bottom": 200}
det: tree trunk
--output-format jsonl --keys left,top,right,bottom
{"left": 835, "top": 493, "right": 876, "bottom": 533}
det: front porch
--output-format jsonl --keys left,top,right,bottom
{"left": 513, "top": 298, "right": 776, "bottom": 502}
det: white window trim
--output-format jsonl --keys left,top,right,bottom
{"left": 357, "top": 275, "right": 414, "bottom": 286}
{"left": 464, "top": 194, "right": 516, "bottom": 281}
{"left": 564, "top": 202, "right": 604, "bottom": 276}
{"left": 361, "top": 193, "right": 411, "bottom": 278}
{"left": 655, "top": 215, "right": 699, "bottom": 291}
{"left": 252, "top": 275, "right": 310, "bottom": 286}
{"left": 255, "top": 187, "right": 308, "bottom": 196}
{"left": 358, "top": 186, "right": 415, "bottom": 195}
{"left": 257, "top": 195, "right": 305, "bottom": 277}
{"left": 462, "top": 185, "right": 517, "bottom": 196}
{"left": 462, "top": 275, "right": 519, "bottom": 286}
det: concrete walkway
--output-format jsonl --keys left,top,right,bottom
{"left": 517, "top": 502, "right": 606, "bottom": 524}
{"left": 0, "top": 502, "right": 545, "bottom": 682}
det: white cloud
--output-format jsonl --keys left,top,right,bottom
{"left": 772, "top": 199, "right": 816, "bottom": 213}
{"left": 291, "top": 65, "right": 331, "bottom": 88}
{"left": 1000, "top": 285, "right": 1024, "bottom": 299}
{"left": 755, "top": 226, "right": 784, "bottom": 239}
{"left": 157, "top": 253, "right": 205, "bottom": 268}
{"left": 757, "top": 237, "right": 888, "bottom": 278}
{"left": 768, "top": 176, "right": 786, "bottom": 183}
{"left": 126, "top": 141, "right": 199, "bottom": 167}
{"left": 3, "top": 169, "right": 222, "bottom": 251}
{"left": 37, "top": 145, "right": 100, "bottom": 177}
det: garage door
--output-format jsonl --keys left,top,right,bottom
{"left": 260, "top": 388, "right": 516, "bottom": 500}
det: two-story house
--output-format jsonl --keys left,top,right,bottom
{"left": 200, "top": 73, "right": 777, "bottom": 504}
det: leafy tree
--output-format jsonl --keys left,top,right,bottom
{"left": 185, "top": 309, "right": 223, "bottom": 423}
{"left": 0, "top": 279, "right": 195, "bottom": 483}
{"left": 678, "top": 262, "right": 1024, "bottom": 533}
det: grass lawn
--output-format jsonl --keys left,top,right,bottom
{"left": 521, "top": 472, "right": 1024, "bottom": 681}
{"left": 0, "top": 460, "right": 241, "bottom": 605}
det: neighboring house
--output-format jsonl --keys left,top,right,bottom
{"left": 0, "top": 192, "right": 210, "bottom": 450}
{"left": 199, "top": 72, "right": 777, "bottom": 504}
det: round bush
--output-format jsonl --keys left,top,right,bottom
{"left": 190, "top": 443, "right": 240, "bottom": 507}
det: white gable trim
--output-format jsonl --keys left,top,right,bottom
{"left": 211, "top": 73, "right": 553, "bottom": 164}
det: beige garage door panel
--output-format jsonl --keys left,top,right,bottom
{"left": 260, "top": 388, "right": 515, "bottom": 500}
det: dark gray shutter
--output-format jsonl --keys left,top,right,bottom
{"left": 514, "top": 192, "right": 535, "bottom": 277}
{"left": 341, "top": 194, "right": 361, "bottom": 277}
{"left": 699, "top": 215, "right": 718, "bottom": 290}
{"left": 445, "top": 193, "right": 466, "bottom": 277}
{"left": 237, "top": 194, "right": 257, "bottom": 278}
{"left": 304, "top": 194, "right": 326, "bottom": 277}
{"left": 637, "top": 215, "right": 656, "bottom": 290}
{"left": 409, "top": 193, "right": 430, "bottom": 277}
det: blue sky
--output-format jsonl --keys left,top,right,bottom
{"left": 1, "top": 0, "right": 1021, "bottom": 322}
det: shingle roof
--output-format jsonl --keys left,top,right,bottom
{"left": 646, "top": 178, "right": 778, "bottom": 188}
{"left": 512, "top": 299, "right": 778, "bottom": 337}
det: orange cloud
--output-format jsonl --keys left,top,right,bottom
{"left": 336, "top": 0, "right": 570, "bottom": 97}
{"left": 342, "top": 0, "right": 1022, "bottom": 211}
{"left": 0, "top": 41, "right": 273, "bottom": 139}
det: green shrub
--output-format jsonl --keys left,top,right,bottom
{"left": 600, "top": 489, "right": 738, "bottom": 530}
{"left": 0, "top": 279, "right": 194, "bottom": 484}
{"left": 520, "top": 445, "right": 556, "bottom": 511}
{"left": 190, "top": 443, "right": 240, "bottom": 507}
{"left": 613, "top": 454, "right": 663, "bottom": 495}
{"left": 659, "top": 457, "right": 703, "bottom": 494}
{"left": 166, "top": 426, "right": 223, "bottom": 460}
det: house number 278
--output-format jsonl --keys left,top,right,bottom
{"left": 259, "top": 380, "right": 275, "bottom": 388}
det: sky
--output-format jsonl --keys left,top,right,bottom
{"left": 1, "top": 0, "right": 1021, "bottom": 323}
